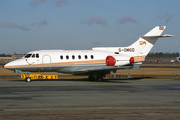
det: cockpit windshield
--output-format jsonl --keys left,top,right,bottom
{"left": 24, "top": 54, "right": 32, "bottom": 58}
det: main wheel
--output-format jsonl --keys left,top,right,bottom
{"left": 88, "top": 75, "right": 95, "bottom": 81}
{"left": 97, "top": 76, "right": 104, "bottom": 82}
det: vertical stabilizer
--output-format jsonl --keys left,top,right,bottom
{"left": 129, "top": 26, "right": 168, "bottom": 57}
{"left": 129, "top": 25, "right": 174, "bottom": 69}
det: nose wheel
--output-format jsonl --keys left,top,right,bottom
{"left": 25, "top": 73, "right": 31, "bottom": 82}
{"left": 25, "top": 77, "right": 31, "bottom": 82}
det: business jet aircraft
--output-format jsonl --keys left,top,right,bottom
{"left": 4, "top": 26, "right": 173, "bottom": 82}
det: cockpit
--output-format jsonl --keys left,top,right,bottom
{"left": 24, "top": 53, "right": 39, "bottom": 58}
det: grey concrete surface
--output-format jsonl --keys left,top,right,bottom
{"left": 0, "top": 78, "right": 180, "bottom": 120}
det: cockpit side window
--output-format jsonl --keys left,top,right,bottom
{"left": 25, "top": 54, "right": 32, "bottom": 58}
{"left": 36, "top": 54, "right": 39, "bottom": 58}
{"left": 32, "top": 54, "right": 35, "bottom": 58}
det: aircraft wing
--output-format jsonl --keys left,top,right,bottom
{"left": 70, "top": 65, "right": 133, "bottom": 75}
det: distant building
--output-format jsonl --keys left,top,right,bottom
{"left": 0, "top": 57, "right": 12, "bottom": 62}
{"left": 12, "top": 54, "right": 24, "bottom": 60}
{"left": 0, "top": 54, "right": 24, "bottom": 62}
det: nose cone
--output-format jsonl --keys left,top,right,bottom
{"left": 4, "top": 59, "right": 26, "bottom": 70}
{"left": 4, "top": 61, "right": 17, "bottom": 70}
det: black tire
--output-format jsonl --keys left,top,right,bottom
{"left": 26, "top": 77, "right": 31, "bottom": 82}
{"left": 88, "top": 75, "right": 95, "bottom": 81}
{"left": 97, "top": 76, "right": 103, "bottom": 82}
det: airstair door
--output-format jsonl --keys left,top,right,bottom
{"left": 42, "top": 55, "right": 51, "bottom": 71}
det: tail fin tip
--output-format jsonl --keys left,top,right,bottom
{"left": 144, "top": 25, "right": 166, "bottom": 36}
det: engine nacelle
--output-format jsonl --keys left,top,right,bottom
{"left": 106, "top": 55, "right": 134, "bottom": 66}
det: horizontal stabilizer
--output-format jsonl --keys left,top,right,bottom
{"left": 141, "top": 34, "right": 174, "bottom": 39}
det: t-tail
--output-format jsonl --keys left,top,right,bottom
{"left": 93, "top": 25, "right": 174, "bottom": 69}
{"left": 128, "top": 26, "right": 174, "bottom": 63}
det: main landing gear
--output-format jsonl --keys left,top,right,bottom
{"left": 88, "top": 75, "right": 104, "bottom": 82}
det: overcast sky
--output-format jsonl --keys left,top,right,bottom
{"left": 0, "top": 0, "right": 179, "bottom": 54}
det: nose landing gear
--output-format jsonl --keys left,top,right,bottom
{"left": 25, "top": 73, "right": 31, "bottom": 82}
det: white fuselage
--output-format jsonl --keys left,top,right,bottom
{"left": 4, "top": 49, "right": 118, "bottom": 74}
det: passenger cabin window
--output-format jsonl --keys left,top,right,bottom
{"left": 25, "top": 54, "right": 32, "bottom": 58}
{"left": 91, "top": 55, "right": 94, "bottom": 59}
{"left": 78, "top": 55, "right": 81, "bottom": 59}
{"left": 72, "top": 55, "right": 75, "bottom": 59}
{"left": 66, "top": 55, "right": 69, "bottom": 59}
{"left": 60, "top": 55, "right": 63, "bottom": 60}
{"left": 85, "top": 55, "right": 88, "bottom": 59}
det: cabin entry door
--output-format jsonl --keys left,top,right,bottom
{"left": 41, "top": 55, "right": 51, "bottom": 71}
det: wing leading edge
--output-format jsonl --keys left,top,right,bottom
{"left": 69, "top": 64, "right": 135, "bottom": 75}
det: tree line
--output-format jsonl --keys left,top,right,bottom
{"left": 0, "top": 54, "right": 11, "bottom": 57}
{"left": 146, "top": 52, "right": 179, "bottom": 58}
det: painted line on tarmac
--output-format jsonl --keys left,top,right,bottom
{"left": 2, "top": 106, "right": 180, "bottom": 111}
{"left": 1, "top": 112, "right": 180, "bottom": 118}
